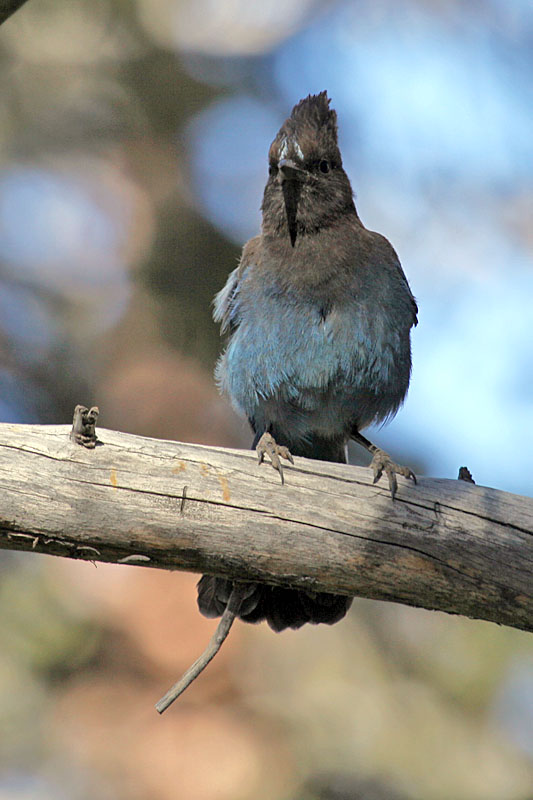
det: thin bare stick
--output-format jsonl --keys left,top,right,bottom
{"left": 155, "top": 583, "right": 247, "bottom": 713}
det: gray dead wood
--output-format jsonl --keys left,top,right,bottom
{"left": 0, "top": 422, "right": 531, "bottom": 633}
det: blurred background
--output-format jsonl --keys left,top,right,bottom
{"left": 0, "top": 0, "right": 532, "bottom": 798}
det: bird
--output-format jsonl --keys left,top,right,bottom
{"left": 197, "top": 92, "right": 417, "bottom": 633}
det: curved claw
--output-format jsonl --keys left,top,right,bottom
{"left": 256, "top": 432, "right": 294, "bottom": 485}
{"left": 370, "top": 448, "right": 416, "bottom": 500}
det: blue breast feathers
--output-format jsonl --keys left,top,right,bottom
{"left": 216, "top": 282, "right": 402, "bottom": 424}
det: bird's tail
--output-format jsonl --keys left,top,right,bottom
{"left": 197, "top": 576, "right": 352, "bottom": 632}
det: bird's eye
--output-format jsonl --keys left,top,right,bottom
{"left": 269, "top": 164, "right": 278, "bottom": 177}
{"left": 319, "top": 160, "right": 330, "bottom": 174}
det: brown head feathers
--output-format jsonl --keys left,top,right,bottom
{"left": 270, "top": 91, "right": 342, "bottom": 169}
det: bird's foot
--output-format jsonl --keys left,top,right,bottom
{"left": 370, "top": 448, "right": 416, "bottom": 500}
{"left": 256, "top": 432, "right": 294, "bottom": 485}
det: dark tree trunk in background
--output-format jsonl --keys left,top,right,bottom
{"left": 0, "top": 0, "right": 30, "bottom": 26}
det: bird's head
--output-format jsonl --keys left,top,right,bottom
{"left": 261, "top": 92, "right": 355, "bottom": 247}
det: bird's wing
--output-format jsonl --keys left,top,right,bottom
{"left": 370, "top": 230, "right": 418, "bottom": 327}
{"left": 213, "top": 267, "right": 240, "bottom": 334}
{"left": 393, "top": 252, "right": 418, "bottom": 326}
{"left": 213, "top": 236, "right": 259, "bottom": 334}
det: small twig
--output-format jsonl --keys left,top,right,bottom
{"left": 70, "top": 404, "right": 99, "bottom": 448}
{"left": 155, "top": 583, "right": 247, "bottom": 713}
{"left": 458, "top": 466, "right": 475, "bottom": 484}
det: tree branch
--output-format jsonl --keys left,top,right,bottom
{"left": 0, "top": 0, "right": 30, "bottom": 25}
{"left": 0, "top": 422, "right": 531, "bottom": 633}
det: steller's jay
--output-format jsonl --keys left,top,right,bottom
{"left": 197, "top": 92, "right": 417, "bottom": 632}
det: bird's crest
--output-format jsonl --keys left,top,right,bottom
{"left": 272, "top": 91, "right": 341, "bottom": 166}
{"left": 289, "top": 91, "right": 338, "bottom": 139}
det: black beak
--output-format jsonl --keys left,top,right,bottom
{"left": 279, "top": 158, "right": 303, "bottom": 247}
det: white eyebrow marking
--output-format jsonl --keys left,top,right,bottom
{"left": 293, "top": 140, "right": 304, "bottom": 159}
{"left": 279, "top": 136, "right": 304, "bottom": 161}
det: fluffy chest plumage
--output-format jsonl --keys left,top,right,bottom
{"left": 217, "top": 273, "right": 406, "bottom": 430}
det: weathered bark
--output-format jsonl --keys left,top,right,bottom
{"left": 0, "top": 423, "right": 531, "bottom": 633}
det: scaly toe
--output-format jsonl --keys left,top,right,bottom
{"left": 255, "top": 433, "right": 293, "bottom": 485}
{"left": 370, "top": 448, "right": 415, "bottom": 499}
